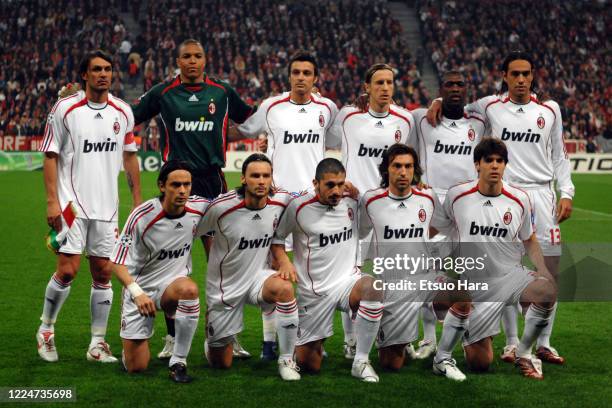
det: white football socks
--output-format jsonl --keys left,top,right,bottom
{"left": 517, "top": 304, "right": 552, "bottom": 358}
{"left": 434, "top": 307, "right": 470, "bottom": 363}
{"left": 502, "top": 303, "right": 520, "bottom": 346}
{"left": 274, "top": 299, "right": 298, "bottom": 361}
{"left": 354, "top": 301, "right": 383, "bottom": 362}
{"left": 170, "top": 299, "right": 200, "bottom": 367}
{"left": 40, "top": 273, "right": 72, "bottom": 332}
{"left": 262, "top": 309, "right": 277, "bottom": 342}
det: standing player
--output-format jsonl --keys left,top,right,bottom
{"left": 36, "top": 50, "right": 141, "bottom": 363}
{"left": 433, "top": 139, "right": 558, "bottom": 379}
{"left": 272, "top": 158, "right": 383, "bottom": 382}
{"left": 197, "top": 154, "right": 301, "bottom": 381}
{"left": 327, "top": 63, "right": 416, "bottom": 358}
{"left": 111, "top": 161, "right": 205, "bottom": 383}
{"left": 359, "top": 144, "right": 471, "bottom": 381}
{"left": 409, "top": 71, "right": 486, "bottom": 359}
{"left": 132, "top": 39, "right": 255, "bottom": 360}
{"left": 428, "top": 51, "right": 573, "bottom": 364}
{"left": 237, "top": 51, "right": 338, "bottom": 360}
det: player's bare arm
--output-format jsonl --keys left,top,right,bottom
{"left": 123, "top": 151, "right": 142, "bottom": 208}
{"left": 43, "top": 152, "right": 61, "bottom": 231}
{"left": 270, "top": 244, "right": 298, "bottom": 283}
{"left": 523, "top": 233, "right": 553, "bottom": 280}
{"left": 111, "top": 263, "right": 156, "bottom": 317}
{"left": 556, "top": 198, "right": 573, "bottom": 223}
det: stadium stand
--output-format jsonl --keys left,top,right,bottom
{"left": 417, "top": 0, "right": 610, "bottom": 142}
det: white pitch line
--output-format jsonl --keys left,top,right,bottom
{"left": 573, "top": 207, "right": 612, "bottom": 218}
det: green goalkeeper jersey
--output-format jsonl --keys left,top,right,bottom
{"left": 132, "top": 75, "right": 254, "bottom": 170}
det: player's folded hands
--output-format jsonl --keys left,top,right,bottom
{"left": 277, "top": 263, "right": 298, "bottom": 283}
{"left": 135, "top": 295, "right": 156, "bottom": 317}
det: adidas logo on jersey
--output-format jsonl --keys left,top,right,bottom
{"left": 383, "top": 225, "right": 424, "bottom": 239}
{"left": 501, "top": 127, "right": 541, "bottom": 143}
{"left": 469, "top": 221, "right": 508, "bottom": 237}
{"left": 483, "top": 200, "right": 493, "bottom": 207}
{"left": 157, "top": 243, "right": 192, "bottom": 260}
{"left": 238, "top": 234, "right": 272, "bottom": 250}
{"left": 449, "top": 121, "right": 457, "bottom": 127}
{"left": 358, "top": 143, "right": 388, "bottom": 158}
{"left": 375, "top": 121, "right": 384, "bottom": 128}
{"left": 517, "top": 107, "right": 525, "bottom": 113}
{"left": 319, "top": 227, "right": 353, "bottom": 247}
{"left": 175, "top": 117, "right": 214, "bottom": 132}
{"left": 94, "top": 113, "right": 103, "bottom": 119}
{"left": 398, "top": 202, "right": 407, "bottom": 209}
{"left": 283, "top": 130, "right": 320, "bottom": 144}
{"left": 175, "top": 222, "right": 183, "bottom": 229}
{"left": 188, "top": 94, "right": 199, "bottom": 102}
{"left": 251, "top": 214, "right": 262, "bottom": 221}
{"left": 298, "top": 108, "right": 307, "bottom": 113}
{"left": 83, "top": 138, "right": 117, "bottom": 153}
{"left": 433, "top": 140, "right": 472, "bottom": 155}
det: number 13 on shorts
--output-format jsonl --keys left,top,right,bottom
{"left": 549, "top": 228, "right": 561, "bottom": 245}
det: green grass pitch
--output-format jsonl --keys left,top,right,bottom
{"left": 0, "top": 171, "right": 610, "bottom": 407}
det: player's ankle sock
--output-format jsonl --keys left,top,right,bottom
{"left": 517, "top": 304, "right": 552, "bottom": 358}
{"left": 90, "top": 281, "right": 113, "bottom": 343}
{"left": 421, "top": 302, "right": 437, "bottom": 344}
{"left": 170, "top": 299, "right": 200, "bottom": 367}
{"left": 502, "top": 303, "right": 519, "bottom": 346}
{"left": 354, "top": 301, "right": 383, "bottom": 362}
{"left": 434, "top": 307, "right": 469, "bottom": 363}
{"left": 275, "top": 299, "right": 298, "bottom": 361}
{"left": 536, "top": 302, "right": 557, "bottom": 349}
{"left": 341, "top": 311, "right": 355, "bottom": 344}
{"left": 165, "top": 315, "right": 176, "bottom": 338}
{"left": 40, "top": 273, "right": 72, "bottom": 332}
{"left": 262, "top": 309, "right": 277, "bottom": 342}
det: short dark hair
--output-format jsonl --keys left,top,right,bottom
{"left": 79, "top": 50, "right": 113, "bottom": 87}
{"left": 440, "top": 70, "right": 464, "bottom": 86}
{"left": 378, "top": 144, "right": 422, "bottom": 188}
{"left": 157, "top": 160, "right": 193, "bottom": 198}
{"left": 500, "top": 50, "right": 541, "bottom": 97}
{"left": 315, "top": 158, "right": 345, "bottom": 181}
{"left": 288, "top": 50, "right": 318, "bottom": 77}
{"left": 177, "top": 39, "right": 204, "bottom": 56}
{"left": 473, "top": 138, "right": 509, "bottom": 163}
{"left": 364, "top": 63, "right": 394, "bottom": 84}
{"left": 237, "top": 153, "right": 273, "bottom": 196}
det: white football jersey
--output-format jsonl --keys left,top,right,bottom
{"left": 412, "top": 108, "right": 485, "bottom": 199}
{"left": 238, "top": 92, "right": 338, "bottom": 192}
{"left": 433, "top": 180, "right": 533, "bottom": 278}
{"left": 466, "top": 94, "right": 574, "bottom": 199}
{"left": 273, "top": 191, "right": 358, "bottom": 297}
{"left": 111, "top": 197, "right": 208, "bottom": 290}
{"left": 328, "top": 105, "right": 417, "bottom": 193}
{"left": 196, "top": 190, "right": 293, "bottom": 307}
{"left": 40, "top": 90, "right": 137, "bottom": 221}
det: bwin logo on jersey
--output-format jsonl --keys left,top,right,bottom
{"left": 238, "top": 234, "right": 273, "bottom": 249}
{"left": 433, "top": 140, "right": 472, "bottom": 155}
{"left": 469, "top": 221, "right": 508, "bottom": 237}
{"left": 319, "top": 227, "right": 353, "bottom": 247}
{"left": 83, "top": 138, "right": 117, "bottom": 153}
{"left": 175, "top": 117, "right": 214, "bottom": 132}
{"left": 358, "top": 143, "right": 388, "bottom": 157}
{"left": 501, "top": 127, "right": 541, "bottom": 143}
{"left": 383, "top": 225, "right": 424, "bottom": 239}
{"left": 157, "top": 243, "right": 192, "bottom": 260}
{"left": 283, "top": 130, "right": 320, "bottom": 144}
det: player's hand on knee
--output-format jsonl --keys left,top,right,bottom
{"left": 426, "top": 98, "right": 443, "bottom": 126}
{"left": 47, "top": 201, "right": 62, "bottom": 231}
{"left": 135, "top": 295, "right": 156, "bottom": 317}
{"left": 277, "top": 263, "right": 298, "bottom": 283}
{"left": 556, "top": 198, "right": 572, "bottom": 223}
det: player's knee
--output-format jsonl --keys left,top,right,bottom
{"left": 269, "top": 279, "right": 294, "bottom": 302}
{"left": 529, "top": 279, "right": 557, "bottom": 307}
{"left": 125, "top": 358, "right": 149, "bottom": 373}
{"left": 465, "top": 350, "right": 493, "bottom": 372}
{"left": 451, "top": 301, "right": 471, "bottom": 316}
{"left": 177, "top": 281, "right": 199, "bottom": 299}
{"left": 360, "top": 276, "right": 382, "bottom": 301}
{"left": 298, "top": 358, "right": 321, "bottom": 374}
{"left": 379, "top": 350, "right": 404, "bottom": 371}
{"left": 55, "top": 268, "right": 76, "bottom": 283}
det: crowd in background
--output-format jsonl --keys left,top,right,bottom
{"left": 0, "top": 0, "right": 609, "bottom": 150}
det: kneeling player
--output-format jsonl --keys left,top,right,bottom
{"left": 359, "top": 144, "right": 471, "bottom": 381}
{"left": 434, "top": 139, "right": 557, "bottom": 379}
{"left": 111, "top": 161, "right": 205, "bottom": 383}
{"left": 198, "top": 154, "right": 300, "bottom": 381}
{"left": 272, "top": 158, "right": 383, "bottom": 382}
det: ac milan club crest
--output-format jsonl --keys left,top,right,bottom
{"left": 468, "top": 128, "right": 475, "bottom": 141}
{"left": 418, "top": 208, "right": 426, "bottom": 222}
{"left": 113, "top": 120, "right": 120, "bottom": 134}
{"left": 537, "top": 115, "right": 545, "bottom": 129}
{"left": 319, "top": 112, "right": 325, "bottom": 127}
{"left": 208, "top": 102, "right": 216, "bottom": 114}
{"left": 347, "top": 207, "right": 354, "bottom": 221}
{"left": 503, "top": 211, "right": 512, "bottom": 225}
{"left": 394, "top": 129, "right": 402, "bottom": 142}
